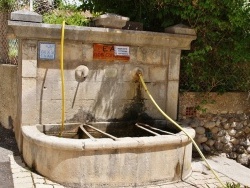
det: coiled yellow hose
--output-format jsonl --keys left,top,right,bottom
{"left": 59, "top": 20, "right": 66, "bottom": 137}
{"left": 138, "top": 73, "right": 225, "bottom": 187}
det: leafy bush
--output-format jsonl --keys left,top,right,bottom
{"left": 42, "top": 2, "right": 89, "bottom": 26}
{"left": 43, "top": 10, "right": 89, "bottom": 26}
{"left": 0, "top": 0, "right": 15, "bottom": 11}
{"left": 79, "top": 0, "right": 250, "bottom": 92}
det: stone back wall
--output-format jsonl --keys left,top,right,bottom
{"left": 179, "top": 92, "right": 250, "bottom": 167}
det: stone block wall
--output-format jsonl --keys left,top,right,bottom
{"left": 179, "top": 92, "right": 250, "bottom": 167}
{"left": 0, "top": 64, "right": 17, "bottom": 129}
{"left": 36, "top": 41, "right": 172, "bottom": 124}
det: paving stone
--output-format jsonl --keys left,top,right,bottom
{"left": 36, "top": 184, "right": 54, "bottom": 188}
{"left": 160, "top": 184, "right": 177, "bottom": 188}
{"left": 33, "top": 178, "right": 46, "bottom": 184}
{"left": 45, "top": 179, "right": 58, "bottom": 185}
{"left": 14, "top": 176, "right": 33, "bottom": 184}
{"left": 32, "top": 172, "right": 44, "bottom": 179}
{"left": 205, "top": 178, "right": 221, "bottom": 184}
{"left": 53, "top": 185, "right": 66, "bottom": 188}
{"left": 13, "top": 171, "right": 32, "bottom": 178}
{"left": 14, "top": 183, "right": 34, "bottom": 188}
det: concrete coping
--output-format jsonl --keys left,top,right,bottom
{"left": 8, "top": 20, "right": 196, "bottom": 50}
{"left": 22, "top": 124, "right": 195, "bottom": 151}
{"left": 10, "top": 10, "right": 42, "bottom": 23}
{"left": 93, "top": 13, "right": 129, "bottom": 29}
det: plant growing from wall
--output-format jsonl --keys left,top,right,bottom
{"left": 79, "top": 0, "right": 250, "bottom": 92}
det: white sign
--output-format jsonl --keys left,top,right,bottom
{"left": 114, "top": 46, "right": 130, "bottom": 56}
{"left": 39, "top": 42, "right": 56, "bottom": 60}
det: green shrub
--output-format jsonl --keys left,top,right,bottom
{"left": 79, "top": 0, "right": 250, "bottom": 92}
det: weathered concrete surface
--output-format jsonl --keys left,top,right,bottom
{"left": 10, "top": 10, "right": 42, "bottom": 23}
{"left": 0, "top": 65, "right": 17, "bottom": 129}
{"left": 202, "top": 155, "right": 250, "bottom": 187}
{"left": 22, "top": 124, "right": 195, "bottom": 187}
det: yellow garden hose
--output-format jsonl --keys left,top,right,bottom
{"left": 138, "top": 73, "right": 225, "bottom": 188}
{"left": 59, "top": 20, "right": 66, "bottom": 137}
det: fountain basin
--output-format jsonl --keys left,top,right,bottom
{"left": 22, "top": 123, "right": 195, "bottom": 187}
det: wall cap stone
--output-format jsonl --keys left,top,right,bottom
{"left": 8, "top": 20, "right": 196, "bottom": 50}
{"left": 10, "top": 10, "right": 42, "bottom": 23}
{"left": 165, "top": 24, "right": 196, "bottom": 36}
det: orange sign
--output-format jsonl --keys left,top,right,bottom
{"left": 93, "top": 44, "right": 130, "bottom": 61}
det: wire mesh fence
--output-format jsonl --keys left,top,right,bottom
{"left": 0, "top": 0, "right": 19, "bottom": 64}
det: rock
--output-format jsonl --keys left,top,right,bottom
{"left": 223, "top": 123, "right": 230, "bottom": 129}
{"left": 223, "top": 143, "right": 233, "bottom": 153}
{"left": 204, "top": 122, "right": 216, "bottom": 129}
{"left": 218, "top": 130, "right": 227, "bottom": 137}
{"left": 247, "top": 146, "right": 250, "bottom": 154}
{"left": 230, "top": 138, "right": 240, "bottom": 145}
{"left": 206, "top": 139, "right": 215, "bottom": 147}
{"left": 236, "top": 110, "right": 244, "bottom": 115}
{"left": 240, "top": 139, "right": 250, "bottom": 147}
{"left": 211, "top": 127, "right": 219, "bottom": 134}
{"left": 228, "top": 152, "right": 237, "bottom": 159}
{"left": 231, "top": 122, "right": 237, "bottom": 128}
{"left": 244, "top": 127, "right": 250, "bottom": 134}
{"left": 195, "top": 135, "right": 208, "bottom": 143}
{"left": 235, "top": 123, "right": 244, "bottom": 130}
{"left": 202, "top": 144, "right": 211, "bottom": 152}
{"left": 190, "top": 121, "right": 199, "bottom": 128}
{"left": 237, "top": 154, "right": 249, "bottom": 166}
{"left": 215, "top": 120, "right": 221, "bottom": 126}
{"left": 214, "top": 141, "right": 224, "bottom": 150}
{"left": 228, "top": 118, "right": 235, "bottom": 123}
{"left": 228, "top": 128, "right": 236, "bottom": 136}
{"left": 235, "top": 131, "right": 244, "bottom": 138}
{"left": 219, "top": 135, "right": 230, "bottom": 144}
{"left": 195, "top": 127, "right": 206, "bottom": 135}
{"left": 221, "top": 118, "right": 227, "bottom": 123}
{"left": 237, "top": 146, "right": 246, "bottom": 154}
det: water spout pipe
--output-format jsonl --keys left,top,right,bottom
{"left": 137, "top": 73, "right": 225, "bottom": 188}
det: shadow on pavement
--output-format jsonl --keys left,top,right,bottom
{"left": 0, "top": 125, "right": 20, "bottom": 188}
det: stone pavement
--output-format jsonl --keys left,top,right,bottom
{"left": 8, "top": 154, "right": 250, "bottom": 188}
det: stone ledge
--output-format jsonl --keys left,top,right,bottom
{"left": 21, "top": 124, "right": 195, "bottom": 151}
{"left": 8, "top": 21, "right": 196, "bottom": 50}
{"left": 10, "top": 10, "right": 42, "bottom": 23}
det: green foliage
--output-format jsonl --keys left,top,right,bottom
{"left": 0, "top": 0, "right": 15, "bottom": 11}
{"left": 42, "top": 2, "right": 89, "bottom": 26}
{"left": 224, "top": 182, "right": 242, "bottom": 188}
{"left": 43, "top": 10, "right": 89, "bottom": 26}
{"left": 79, "top": 0, "right": 250, "bottom": 92}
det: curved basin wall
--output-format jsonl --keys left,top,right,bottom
{"left": 22, "top": 124, "right": 195, "bottom": 187}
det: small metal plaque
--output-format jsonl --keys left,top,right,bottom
{"left": 114, "top": 46, "right": 130, "bottom": 56}
{"left": 39, "top": 42, "right": 56, "bottom": 60}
